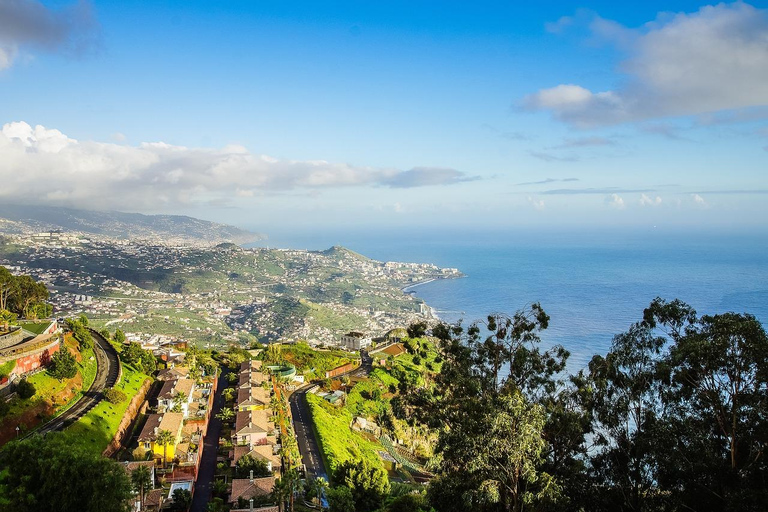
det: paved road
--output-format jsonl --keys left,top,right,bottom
{"left": 35, "top": 328, "right": 120, "bottom": 436}
{"left": 289, "top": 351, "right": 372, "bottom": 483}
{"left": 190, "top": 370, "right": 227, "bottom": 512}
{"left": 289, "top": 385, "right": 328, "bottom": 481}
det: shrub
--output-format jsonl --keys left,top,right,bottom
{"left": 48, "top": 348, "right": 78, "bottom": 380}
{"left": 16, "top": 378, "right": 36, "bottom": 399}
{"left": 104, "top": 388, "right": 127, "bottom": 404}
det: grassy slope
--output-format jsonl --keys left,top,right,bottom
{"left": 59, "top": 342, "right": 152, "bottom": 455}
{"left": 306, "top": 392, "right": 383, "bottom": 477}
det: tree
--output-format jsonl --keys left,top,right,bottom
{"left": 206, "top": 497, "right": 226, "bottom": 512}
{"left": 16, "top": 378, "right": 36, "bottom": 399}
{"left": 333, "top": 460, "right": 390, "bottom": 512}
{"left": 0, "top": 433, "right": 133, "bottom": 512}
{"left": 114, "top": 328, "right": 126, "bottom": 344}
{"left": 105, "top": 388, "right": 127, "bottom": 404}
{"left": 272, "top": 476, "right": 291, "bottom": 512}
{"left": 644, "top": 299, "right": 768, "bottom": 510}
{"left": 171, "top": 488, "right": 192, "bottom": 511}
{"left": 216, "top": 407, "right": 235, "bottom": 422}
{"left": 327, "top": 486, "right": 355, "bottom": 512}
{"left": 156, "top": 429, "right": 176, "bottom": 468}
{"left": 99, "top": 328, "right": 112, "bottom": 340}
{"left": 47, "top": 348, "right": 78, "bottom": 380}
{"left": 131, "top": 465, "right": 153, "bottom": 511}
{"left": 407, "top": 306, "right": 563, "bottom": 512}
{"left": 0, "top": 308, "right": 17, "bottom": 330}
{"left": 407, "top": 321, "right": 427, "bottom": 339}
{"left": 235, "top": 454, "right": 271, "bottom": 478}
{"left": 222, "top": 387, "right": 235, "bottom": 402}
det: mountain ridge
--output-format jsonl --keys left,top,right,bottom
{"left": 0, "top": 204, "right": 264, "bottom": 245}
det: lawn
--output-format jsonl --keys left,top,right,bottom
{"left": 305, "top": 392, "right": 384, "bottom": 478}
{"left": 18, "top": 321, "right": 53, "bottom": 336}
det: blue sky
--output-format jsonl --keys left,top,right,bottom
{"left": 1, "top": 0, "right": 767, "bottom": 234}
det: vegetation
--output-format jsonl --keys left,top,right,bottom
{"left": 0, "top": 434, "right": 133, "bottom": 512}
{"left": 306, "top": 393, "right": 384, "bottom": 475}
{"left": 277, "top": 341, "right": 353, "bottom": 380}
{"left": 59, "top": 353, "right": 151, "bottom": 455}
{"left": 235, "top": 454, "right": 271, "bottom": 478}
{"left": 333, "top": 459, "right": 390, "bottom": 512}
{"left": 104, "top": 388, "right": 127, "bottom": 404}
{"left": 399, "top": 299, "right": 768, "bottom": 512}
{"left": 0, "top": 266, "right": 50, "bottom": 320}
{"left": 15, "top": 379, "right": 35, "bottom": 399}
{"left": 47, "top": 348, "right": 78, "bottom": 381}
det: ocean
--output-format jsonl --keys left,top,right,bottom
{"left": 245, "top": 226, "right": 768, "bottom": 369}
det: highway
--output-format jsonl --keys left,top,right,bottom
{"left": 35, "top": 328, "right": 120, "bottom": 436}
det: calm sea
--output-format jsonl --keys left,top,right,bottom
{"left": 245, "top": 227, "right": 768, "bottom": 369}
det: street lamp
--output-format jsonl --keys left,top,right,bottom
{"left": 15, "top": 426, "right": 20, "bottom": 437}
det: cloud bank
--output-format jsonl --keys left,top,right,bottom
{"left": 525, "top": 2, "right": 768, "bottom": 127}
{"left": 0, "top": 0, "right": 97, "bottom": 70}
{"left": 0, "top": 121, "right": 476, "bottom": 211}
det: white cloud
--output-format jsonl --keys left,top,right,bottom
{"left": 525, "top": 3, "right": 768, "bottom": 127}
{"left": 0, "top": 121, "right": 475, "bottom": 212}
{"left": 0, "top": 0, "right": 98, "bottom": 70}
{"left": 527, "top": 196, "right": 545, "bottom": 211}
{"left": 692, "top": 193, "right": 709, "bottom": 207}
{"left": 639, "top": 193, "right": 662, "bottom": 206}
{"left": 606, "top": 194, "right": 625, "bottom": 209}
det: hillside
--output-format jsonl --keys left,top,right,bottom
{"left": 0, "top": 204, "right": 263, "bottom": 245}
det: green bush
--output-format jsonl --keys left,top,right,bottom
{"left": 48, "top": 349, "right": 78, "bottom": 380}
{"left": 104, "top": 388, "right": 127, "bottom": 404}
{"left": 16, "top": 378, "right": 36, "bottom": 399}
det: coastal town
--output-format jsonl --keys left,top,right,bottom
{"left": 0, "top": 228, "right": 462, "bottom": 350}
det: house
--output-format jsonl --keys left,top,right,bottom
{"left": 239, "top": 370, "right": 266, "bottom": 389}
{"left": 236, "top": 385, "right": 271, "bottom": 412}
{"left": 135, "top": 412, "right": 184, "bottom": 462}
{"left": 143, "top": 489, "right": 166, "bottom": 512}
{"left": 233, "top": 409, "right": 275, "bottom": 447}
{"left": 232, "top": 444, "right": 282, "bottom": 475}
{"left": 157, "top": 378, "right": 195, "bottom": 417}
{"left": 156, "top": 366, "right": 191, "bottom": 381}
{"left": 123, "top": 461, "right": 156, "bottom": 512}
{"left": 231, "top": 506, "right": 279, "bottom": 512}
{"left": 240, "top": 360, "right": 263, "bottom": 372}
{"left": 229, "top": 475, "right": 275, "bottom": 505}
{"left": 340, "top": 331, "right": 372, "bottom": 351}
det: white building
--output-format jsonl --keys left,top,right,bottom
{"left": 340, "top": 331, "right": 372, "bottom": 351}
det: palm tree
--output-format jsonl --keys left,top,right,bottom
{"left": 215, "top": 407, "right": 235, "bottom": 422}
{"left": 315, "top": 477, "right": 329, "bottom": 511}
{"left": 131, "top": 465, "right": 153, "bottom": 511}
{"left": 222, "top": 387, "right": 235, "bottom": 402}
{"left": 156, "top": 429, "right": 176, "bottom": 468}
{"left": 283, "top": 468, "right": 300, "bottom": 512}
{"left": 272, "top": 477, "right": 290, "bottom": 512}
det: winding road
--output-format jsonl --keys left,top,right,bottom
{"left": 35, "top": 328, "right": 120, "bottom": 436}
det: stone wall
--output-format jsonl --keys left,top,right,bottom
{"left": 10, "top": 340, "right": 60, "bottom": 375}
{"left": 103, "top": 377, "right": 153, "bottom": 458}
{"left": 0, "top": 328, "right": 24, "bottom": 350}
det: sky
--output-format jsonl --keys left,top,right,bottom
{"left": 1, "top": 0, "right": 767, "bottom": 235}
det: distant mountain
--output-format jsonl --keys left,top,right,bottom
{"left": 0, "top": 204, "right": 264, "bottom": 245}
